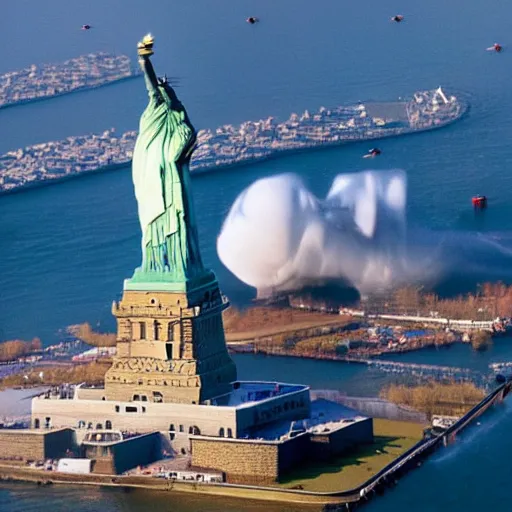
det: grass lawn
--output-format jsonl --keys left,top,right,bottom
{"left": 225, "top": 317, "right": 352, "bottom": 342}
{"left": 277, "top": 419, "right": 425, "bottom": 492}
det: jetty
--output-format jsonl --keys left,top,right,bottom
{"left": 0, "top": 88, "right": 467, "bottom": 194}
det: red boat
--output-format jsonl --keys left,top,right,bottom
{"left": 472, "top": 195, "right": 487, "bottom": 208}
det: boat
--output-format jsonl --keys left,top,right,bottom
{"left": 472, "top": 195, "right": 487, "bottom": 209}
{"left": 363, "top": 148, "right": 381, "bottom": 158}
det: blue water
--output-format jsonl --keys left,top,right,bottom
{"left": 2, "top": 0, "right": 512, "bottom": 509}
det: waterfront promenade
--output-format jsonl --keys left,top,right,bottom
{"left": 0, "top": 52, "right": 139, "bottom": 110}
{"left": 0, "top": 88, "right": 466, "bottom": 194}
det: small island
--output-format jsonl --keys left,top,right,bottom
{"left": 0, "top": 52, "right": 140, "bottom": 110}
{"left": 0, "top": 35, "right": 503, "bottom": 509}
{"left": 0, "top": 88, "right": 466, "bottom": 194}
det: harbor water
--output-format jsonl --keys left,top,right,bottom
{"left": 2, "top": 0, "right": 512, "bottom": 509}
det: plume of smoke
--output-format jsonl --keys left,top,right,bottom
{"left": 217, "top": 170, "right": 447, "bottom": 297}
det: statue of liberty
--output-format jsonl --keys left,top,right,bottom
{"left": 129, "top": 34, "right": 205, "bottom": 287}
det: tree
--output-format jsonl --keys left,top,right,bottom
{"left": 471, "top": 330, "right": 492, "bottom": 352}
{"left": 0, "top": 338, "right": 42, "bottom": 362}
{"left": 67, "top": 323, "right": 116, "bottom": 347}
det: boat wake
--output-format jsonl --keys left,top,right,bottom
{"left": 431, "top": 401, "right": 512, "bottom": 464}
{"left": 217, "top": 170, "right": 512, "bottom": 298}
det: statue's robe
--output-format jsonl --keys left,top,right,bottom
{"left": 132, "top": 74, "right": 203, "bottom": 279}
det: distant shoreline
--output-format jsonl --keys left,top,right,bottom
{"left": 0, "top": 162, "right": 130, "bottom": 198}
{"left": 0, "top": 106, "right": 468, "bottom": 199}
{"left": 0, "top": 74, "right": 141, "bottom": 112}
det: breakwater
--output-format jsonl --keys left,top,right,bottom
{"left": 0, "top": 88, "right": 467, "bottom": 195}
{"left": 0, "top": 381, "right": 509, "bottom": 510}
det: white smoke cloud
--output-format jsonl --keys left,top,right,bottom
{"left": 217, "top": 170, "right": 445, "bottom": 297}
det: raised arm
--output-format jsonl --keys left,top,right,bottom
{"left": 137, "top": 34, "right": 161, "bottom": 103}
{"left": 139, "top": 55, "right": 161, "bottom": 102}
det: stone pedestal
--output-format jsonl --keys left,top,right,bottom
{"left": 104, "top": 274, "right": 237, "bottom": 404}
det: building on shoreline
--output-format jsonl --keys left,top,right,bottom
{"left": 0, "top": 88, "right": 466, "bottom": 194}
{"left": 0, "top": 52, "right": 139, "bottom": 109}
{"left": 1, "top": 39, "right": 374, "bottom": 484}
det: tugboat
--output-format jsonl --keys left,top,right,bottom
{"left": 472, "top": 195, "right": 487, "bottom": 209}
{"left": 486, "top": 43, "right": 503, "bottom": 53}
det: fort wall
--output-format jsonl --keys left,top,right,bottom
{"left": 310, "top": 418, "right": 374, "bottom": 459}
{"left": 191, "top": 437, "right": 279, "bottom": 484}
{"left": 0, "top": 429, "right": 74, "bottom": 461}
{"left": 190, "top": 434, "right": 312, "bottom": 484}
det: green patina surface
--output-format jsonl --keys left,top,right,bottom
{"left": 126, "top": 35, "right": 208, "bottom": 291}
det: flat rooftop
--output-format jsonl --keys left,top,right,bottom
{"left": 247, "top": 399, "right": 368, "bottom": 441}
{"left": 364, "top": 102, "right": 409, "bottom": 122}
{"left": 211, "top": 381, "right": 308, "bottom": 408}
{"left": 34, "top": 380, "right": 309, "bottom": 410}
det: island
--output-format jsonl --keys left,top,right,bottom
{"left": 0, "top": 88, "right": 467, "bottom": 194}
{"left": 0, "top": 52, "right": 140, "bottom": 110}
